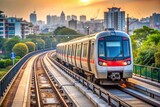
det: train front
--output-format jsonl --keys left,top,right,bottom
{"left": 95, "top": 30, "right": 133, "bottom": 84}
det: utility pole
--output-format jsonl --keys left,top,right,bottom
{"left": 127, "top": 14, "right": 129, "bottom": 34}
{"left": 126, "top": 14, "right": 138, "bottom": 35}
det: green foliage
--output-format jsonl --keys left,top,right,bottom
{"left": 21, "top": 38, "right": 32, "bottom": 43}
{"left": 26, "top": 34, "right": 38, "bottom": 39}
{"left": 0, "top": 59, "right": 12, "bottom": 68}
{"left": 147, "top": 33, "right": 160, "bottom": 45}
{"left": 155, "top": 52, "right": 160, "bottom": 67}
{"left": 41, "top": 34, "right": 54, "bottom": 48}
{"left": 0, "top": 67, "right": 10, "bottom": 79}
{"left": 135, "top": 44, "right": 156, "bottom": 65}
{"left": 31, "top": 39, "right": 45, "bottom": 50}
{"left": 5, "top": 59, "right": 12, "bottom": 66}
{"left": 0, "top": 60, "right": 7, "bottom": 68}
{"left": 12, "top": 43, "right": 28, "bottom": 58}
{"left": 157, "top": 42, "right": 160, "bottom": 52}
{"left": 131, "top": 26, "right": 160, "bottom": 66}
{"left": 57, "top": 28, "right": 79, "bottom": 35}
{"left": 130, "top": 36, "right": 138, "bottom": 58}
{"left": 54, "top": 26, "right": 81, "bottom": 35}
{"left": 5, "top": 37, "right": 20, "bottom": 53}
{"left": 0, "top": 38, "right": 5, "bottom": 50}
{"left": 54, "top": 26, "right": 66, "bottom": 35}
{"left": 25, "top": 42, "right": 36, "bottom": 52}
{"left": 131, "top": 26, "right": 159, "bottom": 47}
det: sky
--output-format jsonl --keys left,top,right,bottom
{"left": 0, "top": 0, "right": 160, "bottom": 22}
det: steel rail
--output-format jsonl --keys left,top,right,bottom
{"left": 41, "top": 55, "right": 70, "bottom": 107}
{"left": 48, "top": 53, "right": 131, "bottom": 107}
{"left": 33, "top": 57, "right": 42, "bottom": 107}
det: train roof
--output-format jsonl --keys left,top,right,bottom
{"left": 57, "top": 30, "right": 129, "bottom": 47}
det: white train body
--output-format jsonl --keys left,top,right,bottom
{"left": 56, "top": 30, "right": 133, "bottom": 84}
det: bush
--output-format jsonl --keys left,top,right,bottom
{"left": 25, "top": 42, "right": 35, "bottom": 52}
{"left": 5, "top": 37, "right": 20, "bottom": 53}
{"left": 0, "top": 60, "right": 7, "bottom": 68}
{"left": 12, "top": 43, "right": 28, "bottom": 58}
{"left": 5, "top": 59, "right": 12, "bottom": 66}
{"left": 155, "top": 52, "right": 160, "bottom": 67}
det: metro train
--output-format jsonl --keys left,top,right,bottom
{"left": 56, "top": 29, "right": 133, "bottom": 85}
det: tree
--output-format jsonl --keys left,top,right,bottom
{"left": 155, "top": 52, "right": 160, "bottom": 67}
{"left": 26, "top": 34, "right": 38, "bottom": 39}
{"left": 54, "top": 26, "right": 66, "bottom": 35}
{"left": 0, "top": 38, "right": 5, "bottom": 51}
{"left": 41, "top": 34, "right": 54, "bottom": 48}
{"left": 130, "top": 36, "right": 138, "bottom": 59}
{"left": 131, "top": 26, "right": 159, "bottom": 47}
{"left": 135, "top": 43, "right": 156, "bottom": 66}
{"left": 25, "top": 42, "right": 35, "bottom": 52}
{"left": 31, "top": 38, "right": 45, "bottom": 50}
{"left": 5, "top": 37, "right": 20, "bottom": 53}
{"left": 147, "top": 33, "right": 160, "bottom": 45}
{"left": 12, "top": 43, "right": 28, "bottom": 58}
{"left": 57, "top": 27, "right": 80, "bottom": 35}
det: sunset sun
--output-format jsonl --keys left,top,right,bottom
{"left": 81, "top": 0, "right": 89, "bottom": 3}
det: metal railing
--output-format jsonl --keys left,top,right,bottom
{"left": 133, "top": 64, "right": 160, "bottom": 82}
{"left": 0, "top": 48, "right": 55, "bottom": 105}
{"left": 48, "top": 55, "right": 131, "bottom": 107}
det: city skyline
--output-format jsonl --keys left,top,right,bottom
{"left": 0, "top": 0, "right": 160, "bottom": 21}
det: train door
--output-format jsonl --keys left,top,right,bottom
{"left": 62, "top": 46, "right": 65, "bottom": 61}
{"left": 68, "top": 45, "right": 72, "bottom": 64}
{"left": 71, "top": 44, "right": 73, "bottom": 65}
{"left": 81, "top": 41, "right": 89, "bottom": 71}
{"left": 76, "top": 43, "right": 82, "bottom": 68}
{"left": 89, "top": 40, "right": 95, "bottom": 72}
{"left": 72, "top": 44, "right": 77, "bottom": 67}
{"left": 66, "top": 45, "right": 69, "bottom": 63}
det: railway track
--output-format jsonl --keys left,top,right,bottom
{"left": 3, "top": 51, "right": 159, "bottom": 107}
{"left": 47, "top": 52, "right": 160, "bottom": 107}
{"left": 30, "top": 54, "right": 70, "bottom": 107}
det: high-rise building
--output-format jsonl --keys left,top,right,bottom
{"left": 150, "top": 13, "right": 160, "bottom": 29}
{"left": 46, "top": 15, "right": 51, "bottom": 25}
{"left": 71, "top": 15, "right": 77, "bottom": 20}
{"left": 104, "top": 7, "right": 125, "bottom": 31}
{"left": 6, "top": 17, "right": 22, "bottom": 38}
{"left": 52, "top": 15, "right": 58, "bottom": 25}
{"left": 67, "top": 15, "right": 71, "bottom": 21}
{"left": 60, "top": 11, "right": 65, "bottom": 26}
{"left": 0, "top": 11, "right": 6, "bottom": 38}
{"left": 0, "top": 11, "right": 34, "bottom": 38}
{"left": 68, "top": 19, "right": 77, "bottom": 30}
{"left": 80, "top": 15, "right": 86, "bottom": 22}
{"left": 30, "top": 11, "right": 37, "bottom": 25}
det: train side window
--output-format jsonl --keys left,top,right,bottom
{"left": 83, "top": 43, "right": 87, "bottom": 58}
{"left": 69, "top": 45, "right": 72, "bottom": 56}
{"left": 123, "top": 41, "right": 130, "bottom": 57}
{"left": 98, "top": 41, "right": 105, "bottom": 57}
{"left": 77, "top": 44, "right": 81, "bottom": 57}
{"left": 63, "top": 46, "right": 64, "bottom": 54}
{"left": 72, "top": 45, "right": 74, "bottom": 57}
{"left": 65, "top": 46, "right": 67, "bottom": 56}
{"left": 90, "top": 42, "right": 94, "bottom": 59}
{"left": 66, "top": 45, "right": 68, "bottom": 55}
{"left": 68, "top": 46, "right": 70, "bottom": 55}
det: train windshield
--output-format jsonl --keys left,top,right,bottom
{"left": 98, "top": 36, "right": 130, "bottom": 60}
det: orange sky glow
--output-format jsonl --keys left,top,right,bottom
{"left": 0, "top": 0, "right": 160, "bottom": 21}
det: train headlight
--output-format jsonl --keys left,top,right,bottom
{"left": 123, "top": 60, "right": 131, "bottom": 66}
{"left": 123, "top": 62, "right": 127, "bottom": 66}
{"left": 99, "top": 61, "right": 107, "bottom": 66}
{"left": 102, "top": 62, "right": 107, "bottom": 66}
{"left": 127, "top": 60, "right": 131, "bottom": 65}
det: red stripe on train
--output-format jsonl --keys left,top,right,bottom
{"left": 98, "top": 58, "right": 131, "bottom": 66}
